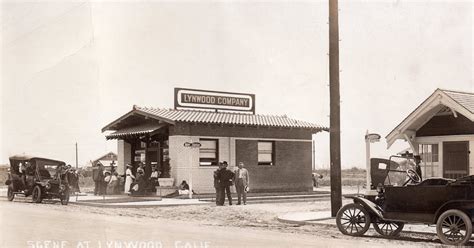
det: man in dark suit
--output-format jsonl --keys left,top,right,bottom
{"left": 217, "top": 161, "right": 234, "bottom": 206}
{"left": 213, "top": 163, "right": 223, "bottom": 205}
{"left": 92, "top": 162, "right": 104, "bottom": 195}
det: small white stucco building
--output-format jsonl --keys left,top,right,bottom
{"left": 387, "top": 89, "right": 474, "bottom": 179}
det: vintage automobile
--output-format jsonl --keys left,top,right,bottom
{"left": 5, "top": 155, "right": 70, "bottom": 205}
{"left": 336, "top": 154, "right": 474, "bottom": 245}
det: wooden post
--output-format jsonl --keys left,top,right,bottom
{"left": 75, "top": 142, "right": 78, "bottom": 169}
{"left": 329, "top": 0, "right": 342, "bottom": 217}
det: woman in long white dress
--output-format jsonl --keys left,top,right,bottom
{"left": 125, "top": 164, "right": 135, "bottom": 193}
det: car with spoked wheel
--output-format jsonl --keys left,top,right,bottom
{"left": 5, "top": 155, "right": 70, "bottom": 205}
{"left": 336, "top": 154, "right": 474, "bottom": 245}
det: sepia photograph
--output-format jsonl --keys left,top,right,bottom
{"left": 1, "top": 0, "right": 473, "bottom": 247}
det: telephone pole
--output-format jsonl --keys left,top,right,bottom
{"left": 329, "top": 0, "right": 342, "bottom": 217}
{"left": 75, "top": 142, "right": 78, "bottom": 169}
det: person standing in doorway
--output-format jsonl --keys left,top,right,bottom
{"left": 150, "top": 166, "right": 160, "bottom": 188}
{"left": 125, "top": 164, "right": 135, "bottom": 194}
{"left": 217, "top": 161, "right": 234, "bottom": 206}
{"left": 234, "top": 162, "right": 250, "bottom": 205}
{"left": 136, "top": 163, "right": 146, "bottom": 194}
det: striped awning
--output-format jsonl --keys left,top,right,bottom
{"left": 105, "top": 124, "right": 165, "bottom": 140}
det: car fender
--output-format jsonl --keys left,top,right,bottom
{"left": 433, "top": 200, "right": 474, "bottom": 223}
{"left": 346, "top": 196, "right": 384, "bottom": 219}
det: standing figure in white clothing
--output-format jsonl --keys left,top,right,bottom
{"left": 234, "top": 162, "right": 250, "bottom": 205}
{"left": 125, "top": 163, "right": 135, "bottom": 193}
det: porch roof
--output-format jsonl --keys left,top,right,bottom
{"left": 105, "top": 123, "right": 167, "bottom": 140}
{"left": 386, "top": 89, "right": 474, "bottom": 148}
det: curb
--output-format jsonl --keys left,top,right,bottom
{"left": 276, "top": 217, "right": 310, "bottom": 225}
{"left": 276, "top": 216, "right": 334, "bottom": 225}
{"left": 276, "top": 217, "right": 436, "bottom": 235}
{"left": 69, "top": 200, "right": 212, "bottom": 208}
{"left": 198, "top": 194, "right": 331, "bottom": 204}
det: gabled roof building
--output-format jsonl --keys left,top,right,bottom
{"left": 387, "top": 89, "right": 474, "bottom": 179}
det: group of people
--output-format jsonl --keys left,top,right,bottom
{"left": 16, "top": 162, "right": 81, "bottom": 194}
{"left": 92, "top": 162, "right": 119, "bottom": 195}
{"left": 58, "top": 164, "right": 81, "bottom": 194}
{"left": 213, "top": 161, "right": 250, "bottom": 206}
{"left": 124, "top": 163, "right": 161, "bottom": 195}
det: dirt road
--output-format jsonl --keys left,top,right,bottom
{"left": 0, "top": 199, "right": 441, "bottom": 248}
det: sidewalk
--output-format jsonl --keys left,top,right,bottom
{"left": 70, "top": 195, "right": 210, "bottom": 208}
{"left": 0, "top": 187, "right": 211, "bottom": 208}
{"left": 277, "top": 211, "right": 437, "bottom": 234}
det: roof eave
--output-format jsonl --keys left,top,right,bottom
{"left": 101, "top": 109, "right": 136, "bottom": 132}
{"left": 176, "top": 121, "right": 327, "bottom": 131}
{"left": 386, "top": 89, "right": 474, "bottom": 148}
{"left": 101, "top": 108, "right": 176, "bottom": 132}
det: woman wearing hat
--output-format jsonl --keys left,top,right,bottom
{"left": 125, "top": 164, "right": 135, "bottom": 194}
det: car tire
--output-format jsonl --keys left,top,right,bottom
{"left": 336, "top": 203, "right": 371, "bottom": 236}
{"left": 60, "top": 188, "right": 70, "bottom": 205}
{"left": 373, "top": 220, "right": 404, "bottom": 237}
{"left": 32, "top": 185, "right": 42, "bottom": 203}
{"left": 7, "top": 186, "right": 15, "bottom": 201}
{"left": 436, "top": 209, "right": 472, "bottom": 246}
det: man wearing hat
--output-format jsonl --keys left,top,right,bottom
{"left": 92, "top": 162, "right": 105, "bottom": 195}
{"left": 125, "top": 163, "right": 135, "bottom": 194}
{"left": 217, "top": 161, "right": 235, "bottom": 206}
{"left": 213, "top": 162, "right": 224, "bottom": 205}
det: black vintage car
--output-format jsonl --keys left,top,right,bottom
{"left": 336, "top": 155, "right": 474, "bottom": 245}
{"left": 5, "top": 155, "right": 70, "bottom": 205}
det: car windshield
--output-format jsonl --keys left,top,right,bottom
{"left": 384, "top": 156, "right": 417, "bottom": 186}
{"left": 36, "top": 160, "right": 60, "bottom": 179}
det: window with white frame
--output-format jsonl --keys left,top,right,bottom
{"left": 199, "top": 139, "right": 219, "bottom": 166}
{"left": 258, "top": 141, "right": 274, "bottom": 166}
{"left": 419, "top": 144, "right": 439, "bottom": 178}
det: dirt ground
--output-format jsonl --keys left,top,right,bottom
{"left": 11, "top": 196, "right": 447, "bottom": 247}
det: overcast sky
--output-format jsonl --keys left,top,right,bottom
{"left": 1, "top": 0, "right": 473, "bottom": 168}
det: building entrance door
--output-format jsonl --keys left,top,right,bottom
{"left": 146, "top": 147, "right": 160, "bottom": 178}
{"left": 443, "top": 141, "right": 469, "bottom": 179}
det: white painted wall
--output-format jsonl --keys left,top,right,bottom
{"left": 416, "top": 134, "right": 474, "bottom": 176}
{"left": 169, "top": 135, "right": 231, "bottom": 193}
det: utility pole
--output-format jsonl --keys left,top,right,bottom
{"left": 75, "top": 142, "right": 78, "bottom": 169}
{"left": 329, "top": 0, "right": 342, "bottom": 217}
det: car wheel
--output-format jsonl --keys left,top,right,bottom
{"left": 32, "top": 185, "right": 42, "bottom": 203}
{"left": 436, "top": 209, "right": 472, "bottom": 245}
{"left": 373, "top": 220, "right": 404, "bottom": 236}
{"left": 336, "top": 203, "right": 371, "bottom": 236}
{"left": 60, "top": 188, "right": 70, "bottom": 205}
{"left": 7, "top": 186, "right": 15, "bottom": 201}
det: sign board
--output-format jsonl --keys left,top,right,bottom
{"left": 174, "top": 88, "right": 255, "bottom": 114}
{"left": 184, "top": 142, "right": 202, "bottom": 148}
